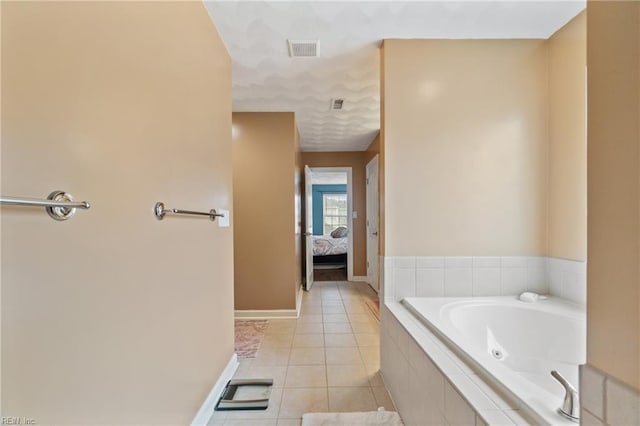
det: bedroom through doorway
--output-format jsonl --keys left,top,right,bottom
{"left": 304, "top": 167, "right": 353, "bottom": 287}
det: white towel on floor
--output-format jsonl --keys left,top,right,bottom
{"left": 301, "top": 410, "right": 404, "bottom": 426}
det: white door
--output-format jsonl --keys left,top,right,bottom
{"left": 366, "top": 156, "right": 380, "bottom": 292}
{"left": 304, "top": 165, "right": 315, "bottom": 290}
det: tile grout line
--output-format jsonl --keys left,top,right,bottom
{"left": 272, "top": 281, "right": 383, "bottom": 422}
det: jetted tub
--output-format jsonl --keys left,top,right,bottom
{"left": 402, "top": 296, "right": 586, "bottom": 425}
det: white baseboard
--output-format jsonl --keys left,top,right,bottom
{"left": 235, "top": 309, "right": 299, "bottom": 319}
{"left": 351, "top": 276, "right": 369, "bottom": 282}
{"left": 191, "top": 353, "right": 239, "bottom": 426}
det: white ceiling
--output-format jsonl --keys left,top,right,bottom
{"left": 204, "top": 1, "right": 585, "bottom": 152}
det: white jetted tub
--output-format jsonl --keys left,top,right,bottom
{"left": 402, "top": 296, "right": 586, "bottom": 425}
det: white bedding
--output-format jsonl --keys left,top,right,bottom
{"left": 312, "top": 235, "right": 348, "bottom": 256}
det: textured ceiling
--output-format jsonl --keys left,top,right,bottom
{"left": 204, "top": 1, "right": 585, "bottom": 152}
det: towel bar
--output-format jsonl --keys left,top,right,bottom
{"left": 154, "top": 201, "right": 224, "bottom": 222}
{"left": 0, "top": 191, "right": 90, "bottom": 221}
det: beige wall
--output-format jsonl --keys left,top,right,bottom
{"left": 301, "top": 152, "right": 367, "bottom": 277}
{"left": 1, "top": 2, "right": 234, "bottom": 423}
{"left": 549, "top": 12, "right": 588, "bottom": 261}
{"left": 233, "top": 112, "right": 300, "bottom": 311}
{"left": 382, "top": 39, "right": 549, "bottom": 256}
{"left": 587, "top": 0, "right": 640, "bottom": 390}
{"left": 364, "top": 132, "right": 380, "bottom": 164}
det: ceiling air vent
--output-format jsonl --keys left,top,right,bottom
{"left": 287, "top": 39, "right": 320, "bottom": 57}
{"left": 330, "top": 98, "right": 344, "bottom": 110}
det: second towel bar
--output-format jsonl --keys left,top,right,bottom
{"left": 154, "top": 202, "right": 224, "bottom": 222}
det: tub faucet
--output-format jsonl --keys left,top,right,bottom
{"left": 551, "top": 370, "right": 580, "bottom": 423}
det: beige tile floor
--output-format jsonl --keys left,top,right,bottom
{"left": 209, "top": 281, "right": 395, "bottom": 426}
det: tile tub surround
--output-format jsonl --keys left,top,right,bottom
{"left": 381, "top": 301, "right": 539, "bottom": 426}
{"left": 580, "top": 364, "right": 640, "bottom": 426}
{"left": 384, "top": 256, "right": 586, "bottom": 305}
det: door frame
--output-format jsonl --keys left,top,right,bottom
{"left": 304, "top": 165, "right": 315, "bottom": 291}
{"left": 307, "top": 166, "right": 354, "bottom": 282}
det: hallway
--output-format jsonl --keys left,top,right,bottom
{"left": 211, "top": 281, "right": 393, "bottom": 425}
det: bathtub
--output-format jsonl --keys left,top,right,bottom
{"left": 402, "top": 296, "right": 586, "bottom": 425}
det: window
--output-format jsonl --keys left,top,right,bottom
{"left": 323, "top": 193, "right": 347, "bottom": 235}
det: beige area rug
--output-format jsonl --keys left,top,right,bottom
{"left": 234, "top": 319, "right": 268, "bottom": 359}
{"left": 365, "top": 297, "right": 380, "bottom": 321}
{"left": 302, "top": 410, "right": 403, "bottom": 426}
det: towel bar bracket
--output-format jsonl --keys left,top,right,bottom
{"left": 46, "top": 191, "right": 79, "bottom": 221}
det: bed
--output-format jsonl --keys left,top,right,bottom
{"left": 312, "top": 234, "right": 348, "bottom": 268}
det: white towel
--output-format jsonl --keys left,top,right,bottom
{"left": 301, "top": 409, "right": 404, "bottom": 426}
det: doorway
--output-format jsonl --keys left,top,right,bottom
{"left": 304, "top": 167, "right": 353, "bottom": 290}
